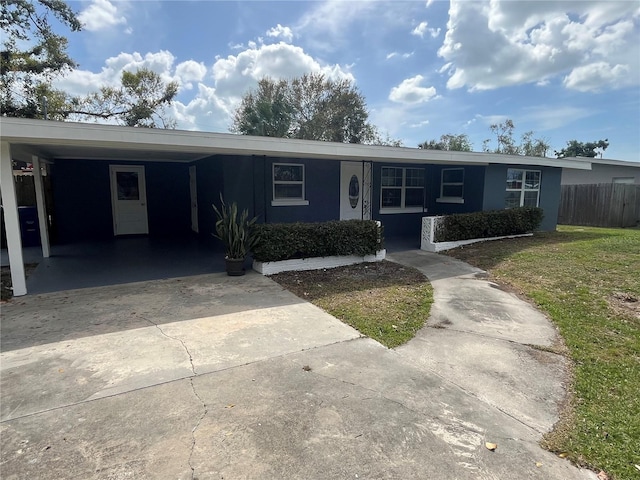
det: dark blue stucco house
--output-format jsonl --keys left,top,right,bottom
{"left": 1, "top": 117, "right": 590, "bottom": 295}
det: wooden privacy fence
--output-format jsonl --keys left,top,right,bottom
{"left": 558, "top": 183, "right": 640, "bottom": 228}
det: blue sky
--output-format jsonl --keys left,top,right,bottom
{"left": 57, "top": 1, "right": 639, "bottom": 161}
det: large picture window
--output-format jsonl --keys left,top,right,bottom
{"left": 505, "top": 168, "right": 541, "bottom": 208}
{"left": 381, "top": 167, "right": 424, "bottom": 212}
{"left": 437, "top": 168, "right": 464, "bottom": 203}
{"left": 272, "top": 163, "right": 308, "bottom": 206}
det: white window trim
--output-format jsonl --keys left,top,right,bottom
{"left": 380, "top": 167, "right": 425, "bottom": 213}
{"left": 506, "top": 168, "right": 541, "bottom": 207}
{"left": 437, "top": 168, "right": 465, "bottom": 204}
{"left": 612, "top": 177, "right": 634, "bottom": 185}
{"left": 272, "top": 163, "right": 308, "bottom": 207}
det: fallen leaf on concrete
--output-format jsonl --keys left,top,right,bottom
{"left": 58, "top": 369, "right": 64, "bottom": 373}
{"left": 485, "top": 442, "right": 497, "bottom": 451}
{"left": 558, "top": 452, "right": 568, "bottom": 458}
{"left": 596, "top": 471, "right": 609, "bottom": 480}
{"left": 302, "top": 365, "right": 312, "bottom": 371}
{"left": 225, "top": 404, "right": 235, "bottom": 409}
{"left": 535, "top": 462, "right": 543, "bottom": 467}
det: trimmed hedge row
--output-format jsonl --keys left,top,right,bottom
{"left": 434, "top": 207, "right": 544, "bottom": 243}
{"left": 252, "top": 220, "right": 383, "bottom": 262}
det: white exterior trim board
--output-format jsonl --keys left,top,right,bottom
{"left": 253, "top": 250, "right": 386, "bottom": 275}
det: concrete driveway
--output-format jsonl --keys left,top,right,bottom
{"left": 1, "top": 254, "right": 596, "bottom": 479}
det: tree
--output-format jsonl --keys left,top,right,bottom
{"left": 69, "top": 68, "right": 179, "bottom": 128}
{"left": 554, "top": 139, "right": 609, "bottom": 158}
{"left": 231, "top": 73, "right": 379, "bottom": 144}
{"left": 482, "top": 119, "right": 549, "bottom": 157}
{"left": 1, "top": 0, "right": 82, "bottom": 118}
{"left": 419, "top": 133, "right": 472, "bottom": 151}
{"left": 232, "top": 77, "right": 293, "bottom": 137}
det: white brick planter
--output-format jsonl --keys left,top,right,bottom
{"left": 421, "top": 216, "right": 532, "bottom": 253}
{"left": 253, "top": 249, "right": 386, "bottom": 275}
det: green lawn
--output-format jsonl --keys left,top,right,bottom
{"left": 271, "top": 261, "right": 433, "bottom": 348}
{"left": 447, "top": 226, "right": 640, "bottom": 480}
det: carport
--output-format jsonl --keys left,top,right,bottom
{"left": 1, "top": 117, "right": 339, "bottom": 295}
{"left": 1, "top": 121, "right": 224, "bottom": 296}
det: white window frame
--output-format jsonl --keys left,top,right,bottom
{"left": 380, "top": 166, "right": 425, "bottom": 214}
{"left": 437, "top": 168, "right": 465, "bottom": 204}
{"left": 506, "top": 168, "right": 541, "bottom": 208}
{"left": 612, "top": 177, "right": 634, "bottom": 185}
{"left": 272, "top": 163, "right": 309, "bottom": 206}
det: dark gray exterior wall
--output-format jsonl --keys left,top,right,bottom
{"left": 482, "top": 164, "right": 562, "bottom": 231}
{"left": 217, "top": 155, "right": 340, "bottom": 225}
{"left": 52, "top": 159, "right": 191, "bottom": 243}
{"left": 194, "top": 155, "right": 224, "bottom": 241}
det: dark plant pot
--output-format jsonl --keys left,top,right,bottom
{"left": 225, "top": 257, "right": 246, "bottom": 276}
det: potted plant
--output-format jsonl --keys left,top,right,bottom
{"left": 212, "top": 195, "right": 259, "bottom": 276}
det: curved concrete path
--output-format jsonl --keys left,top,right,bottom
{"left": 0, "top": 254, "right": 596, "bottom": 479}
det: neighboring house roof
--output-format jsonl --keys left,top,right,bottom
{"left": 1, "top": 117, "right": 592, "bottom": 170}
{"left": 563, "top": 157, "right": 640, "bottom": 169}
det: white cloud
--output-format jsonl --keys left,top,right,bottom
{"left": 438, "top": 0, "right": 640, "bottom": 92}
{"left": 411, "top": 21, "right": 440, "bottom": 38}
{"left": 56, "top": 42, "right": 355, "bottom": 132}
{"left": 266, "top": 24, "right": 294, "bottom": 43}
{"left": 175, "top": 61, "right": 207, "bottom": 90}
{"left": 563, "top": 62, "right": 630, "bottom": 92}
{"left": 56, "top": 50, "right": 178, "bottom": 97}
{"left": 389, "top": 75, "right": 437, "bottom": 104}
{"left": 412, "top": 21, "right": 429, "bottom": 37}
{"left": 386, "top": 51, "right": 414, "bottom": 60}
{"left": 212, "top": 42, "right": 353, "bottom": 101}
{"left": 78, "top": 0, "right": 127, "bottom": 32}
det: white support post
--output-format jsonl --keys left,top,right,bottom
{"left": 0, "top": 142, "right": 27, "bottom": 296}
{"left": 32, "top": 155, "right": 50, "bottom": 257}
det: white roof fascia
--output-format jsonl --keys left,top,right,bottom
{"left": 1, "top": 117, "right": 592, "bottom": 170}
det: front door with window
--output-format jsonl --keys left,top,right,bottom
{"left": 109, "top": 165, "right": 149, "bottom": 235}
{"left": 340, "top": 161, "right": 371, "bottom": 220}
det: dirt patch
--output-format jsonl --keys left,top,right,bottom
{"left": 608, "top": 292, "right": 640, "bottom": 320}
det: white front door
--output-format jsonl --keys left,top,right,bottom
{"left": 109, "top": 165, "right": 149, "bottom": 235}
{"left": 189, "top": 165, "right": 199, "bottom": 233}
{"left": 340, "top": 161, "right": 371, "bottom": 220}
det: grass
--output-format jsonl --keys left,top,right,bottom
{"left": 446, "top": 225, "right": 640, "bottom": 480}
{"left": 270, "top": 260, "right": 433, "bottom": 348}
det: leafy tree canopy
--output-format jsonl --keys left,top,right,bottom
{"left": 1, "top": 0, "right": 81, "bottom": 118}
{"left": 482, "top": 119, "right": 550, "bottom": 157}
{"left": 69, "top": 68, "right": 179, "bottom": 128}
{"left": 231, "top": 73, "right": 396, "bottom": 145}
{"left": 418, "top": 133, "right": 472, "bottom": 151}
{"left": 554, "top": 139, "right": 609, "bottom": 158}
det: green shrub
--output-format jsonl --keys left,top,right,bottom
{"left": 252, "top": 220, "right": 383, "bottom": 262}
{"left": 434, "top": 207, "right": 543, "bottom": 242}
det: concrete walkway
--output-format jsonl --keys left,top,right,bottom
{"left": 0, "top": 253, "right": 596, "bottom": 479}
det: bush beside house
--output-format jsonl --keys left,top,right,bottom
{"left": 252, "top": 220, "right": 383, "bottom": 262}
{"left": 434, "top": 207, "right": 544, "bottom": 243}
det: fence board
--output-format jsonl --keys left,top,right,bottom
{"left": 558, "top": 183, "right": 640, "bottom": 228}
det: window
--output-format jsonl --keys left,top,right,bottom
{"left": 505, "top": 168, "right": 541, "bottom": 208}
{"left": 613, "top": 177, "right": 634, "bottom": 185}
{"left": 272, "top": 163, "right": 308, "bottom": 206}
{"left": 437, "top": 168, "right": 464, "bottom": 203}
{"left": 380, "top": 167, "right": 424, "bottom": 213}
